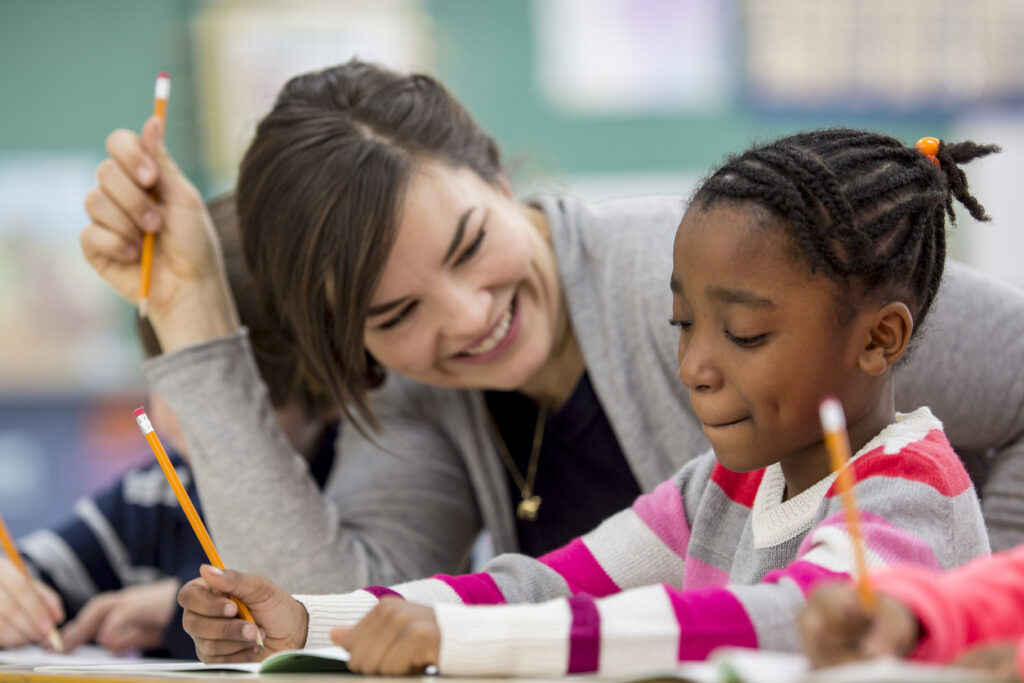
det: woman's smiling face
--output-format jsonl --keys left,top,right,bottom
{"left": 363, "top": 162, "right": 562, "bottom": 392}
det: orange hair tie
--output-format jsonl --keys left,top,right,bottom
{"left": 915, "top": 137, "right": 941, "bottom": 168}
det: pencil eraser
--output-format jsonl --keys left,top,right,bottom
{"left": 133, "top": 406, "right": 147, "bottom": 418}
{"left": 157, "top": 71, "right": 170, "bottom": 80}
{"left": 819, "top": 396, "right": 846, "bottom": 432}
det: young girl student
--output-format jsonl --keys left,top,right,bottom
{"left": 800, "top": 541, "right": 1024, "bottom": 680}
{"left": 177, "top": 129, "right": 994, "bottom": 676}
{"left": 80, "top": 62, "right": 1024, "bottom": 602}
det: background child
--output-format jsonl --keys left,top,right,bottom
{"left": 177, "top": 128, "right": 994, "bottom": 676}
{"left": 800, "top": 544, "right": 1024, "bottom": 680}
{"left": 0, "top": 196, "right": 337, "bottom": 658}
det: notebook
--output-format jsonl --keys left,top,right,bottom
{"left": 35, "top": 645, "right": 352, "bottom": 676}
{"left": 616, "top": 648, "right": 992, "bottom": 683}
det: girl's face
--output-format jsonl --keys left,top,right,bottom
{"left": 671, "top": 203, "right": 881, "bottom": 491}
{"left": 363, "top": 163, "right": 562, "bottom": 392}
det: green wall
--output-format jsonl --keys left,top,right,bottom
{"left": 1, "top": 0, "right": 949, "bottom": 193}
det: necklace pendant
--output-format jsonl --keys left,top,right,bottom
{"left": 517, "top": 495, "right": 542, "bottom": 521}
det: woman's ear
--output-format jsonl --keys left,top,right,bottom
{"left": 495, "top": 173, "right": 513, "bottom": 198}
{"left": 858, "top": 301, "right": 914, "bottom": 376}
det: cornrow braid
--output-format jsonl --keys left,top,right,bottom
{"left": 692, "top": 127, "right": 999, "bottom": 335}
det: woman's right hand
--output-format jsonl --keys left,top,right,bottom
{"left": 81, "top": 116, "right": 239, "bottom": 353}
{"left": 0, "top": 557, "right": 65, "bottom": 649}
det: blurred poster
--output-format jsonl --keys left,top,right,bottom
{"left": 744, "top": 0, "right": 1024, "bottom": 112}
{"left": 531, "top": 0, "right": 731, "bottom": 115}
{"left": 192, "top": 0, "right": 434, "bottom": 192}
{"left": 0, "top": 154, "right": 141, "bottom": 393}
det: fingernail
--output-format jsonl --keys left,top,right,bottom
{"left": 242, "top": 624, "right": 257, "bottom": 640}
{"left": 137, "top": 165, "right": 155, "bottom": 185}
{"left": 206, "top": 565, "right": 224, "bottom": 576}
{"left": 39, "top": 619, "right": 54, "bottom": 634}
{"left": 142, "top": 210, "right": 160, "bottom": 231}
{"left": 224, "top": 602, "right": 237, "bottom": 617}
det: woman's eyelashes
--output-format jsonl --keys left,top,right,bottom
{"left": 378, "top": 301, "right": 418, "bottom": 330}
{"left": 453, "top": 225, "right": 486, "bottom": 267}
{"left": 376, "top": 222, "right": 488, "bottom": 331}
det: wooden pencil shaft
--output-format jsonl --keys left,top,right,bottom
{"left": 143, "top": 432, "right": 224, "bottom": 567}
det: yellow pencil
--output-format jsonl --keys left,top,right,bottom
{"left": 137, "top": 72, "right": 170, "bottom": 318}
{"left": 0, "top": 510, "right": 64, "bottom": 651}
{"left": 133, "top": 407, "right": 264, "bottom": 648}
{"left": 819, "top": 396, "right": 876, "bottom": 611}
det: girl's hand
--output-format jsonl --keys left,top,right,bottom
{"left": 331, "top": 597, "right": 439, "bottom": 675}
{"left": 178, "top": 565, "right": 307, "bottom": 663}
{"left": 798, "top": 582, "right": 919, "bottom": 668}
{"left": 80, "top": 117, "right": 238, "bottom": 353}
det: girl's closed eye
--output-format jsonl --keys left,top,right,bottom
{"left": 725, "top": 331, "right": 768, "bottom": 347}
{"left": 668, "top": 318, "right": 692, "bottom": 331}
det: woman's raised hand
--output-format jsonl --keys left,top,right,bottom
{"left": 81, "top": 116, "right": 238, "bottom": 352}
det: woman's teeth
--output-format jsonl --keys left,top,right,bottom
{"left": 462, "top": 301, "right": 514, "bottom": 356}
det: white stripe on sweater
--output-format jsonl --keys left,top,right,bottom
{"left": 584, "top": 510, "right": 687, "bottom": 590}
{"left": 74, "top": 498, "right": 161, "bottom": 586}
{"left": 295, "top": 590, "right": 379, "bottom": 647}
{"left": 19, "top": 529, "right": 98, "bottom": 609}
{"left": 391, "top": 577, "right": 463, "bottom": 605}
{"left": 436, "top": 598, "right": 571, "bottom": 676}
{"left": 122, "top": 465, "right": 191, "bottom": 507}
{"left": 800, "top": 525, "right": 888, "bottom": 573}
{"left": 597, "top": 584, "right": 680, "bottom": 675}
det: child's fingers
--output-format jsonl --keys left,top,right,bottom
{"left": 84, "top": 183, "right": 147, "bottom": 249}
{"left": 181, "top": 612, "right": 252, "bottom": 643}
{"left": 60, "top": 594, "right": 116, "bottom": 651}
{"left": 860, "top": 596, "right": 919, "bottom": 658}
{"left": 0, "top": 561, "right": 56, "bottom": 642}
{"left": 178, "top": 576, "right": 237, "bottom": 618}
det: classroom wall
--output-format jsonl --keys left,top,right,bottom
{"left": 1, "top": 0, "right": 1020, "bottom": 536}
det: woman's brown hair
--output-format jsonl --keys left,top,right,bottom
{"left": 236, "top": 59, "right": 504, "bottom": 428}
{"left": 138, "top": 194, "right": 335, "bottom": 417}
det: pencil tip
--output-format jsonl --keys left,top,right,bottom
{"left": 46, "top": 627, "right": 64, "bottom": 653}
{"left": 138, "top": 298, "right": 149, "bottom": 318}
{"left": 255, "top": 631, "right": 266, "bottom": 649}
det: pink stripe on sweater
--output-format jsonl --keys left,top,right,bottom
{"left": 434, "top": 573, "right": 506, "bottom": 605}
{"left": 797, "top": 510, "right": 943, "bottom": 570}
{"left": 540, "top": 538, "right": 620, "bottom": 596}
{"left": 363, "top": 585, "right": 402, "bottom": 600}
{"left": 682, "top": 556, "right": 729, "bottom": 590}
{"left": 665, "top": 584, "right": 757, "bottom": 660}
{"left": 632, "top": 480, "right": 691, "bottom": 559}
{"left": 567, "top": 594, "right": 601, "bottom": 673}
{"left": 762, "top": 560, "right": 851, "bottom": 595}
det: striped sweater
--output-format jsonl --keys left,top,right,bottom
{"left": 296, "top": 407, "right": 989, "bottom": 676}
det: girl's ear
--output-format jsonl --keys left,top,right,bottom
{"left": 858, "top": 301, "right": 914, "bottom": 376}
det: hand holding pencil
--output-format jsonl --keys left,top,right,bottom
{"left": 81, "top": 74, "right": 239, "bottom": 353}
{"left": 133, "top": 407, "right": 264, "bottom": 649}
{"left": 0, "top": 515, "right": 65, "bottom": 651}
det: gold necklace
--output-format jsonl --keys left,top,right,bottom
{"left": 485, "top": 403, "right": 548, "bottom": 521}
